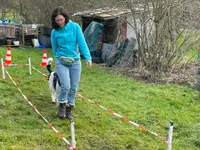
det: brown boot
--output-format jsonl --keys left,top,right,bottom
{"left": 66, "top": 104, "right": 73, "bottom": 119}
{"left": 57, "top": 103, "right": 66, "bottom": 119}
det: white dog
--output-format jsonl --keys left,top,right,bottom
{"left": 47, "top": 57, "right": 60, "bottom": 103}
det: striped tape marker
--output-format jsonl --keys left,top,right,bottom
{"left": 32, "top": 66, "right": 168, "bottom": 146}
{"left": 4, "top": 68, "right": 72, "bottom": 149}
{"left": 32, "top": 66, "right": 77, "bottom": 150}
{"left": 0, "top": 64, "right": 29, "bottom": 67}
{"left": 32, "top": 66, "right": 47, "bottom": 77}
{"left": 76, "top": 93, "right": 168, "bottom": 144}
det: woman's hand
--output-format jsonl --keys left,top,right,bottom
{"left": 86, "top": 60, "right": 92, "bottom": 68}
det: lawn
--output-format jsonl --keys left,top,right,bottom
{"left": 0, "top": 46, "right": 199, "bottom": 150}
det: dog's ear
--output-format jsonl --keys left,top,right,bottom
{"left": 47, "top": 57, "right": 53, "bottom": 65}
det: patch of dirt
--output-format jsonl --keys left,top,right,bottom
{"left": 164, "top": 62, "right": 198, "bottom": 85}
{"left": 101, "top": 61, "right": 199, "bottom": 86}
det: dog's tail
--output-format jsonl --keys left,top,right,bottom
{"left": 47, "top": 57, "right": 53, "bottom": 73}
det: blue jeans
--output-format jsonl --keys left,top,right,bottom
{"left": 55, "top": 58, "right": 81, "bottom": 105}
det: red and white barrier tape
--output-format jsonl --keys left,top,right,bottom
{"left": 32, "top": 66, "right": 168, "bottom": 145}
{"left": 32, "top": 66, "right": 77, "bottom": 150}
{"left": 32, "top": 66, "right": 47, "bottom": 77}
{"left": 0, "top": 64, "right": 29, "bottom": 67}
{"left": 4, "top": 68, "right": 72, "bottom": 149}
{"left": 76, "top": 93, "right": 168, "bottom": 144}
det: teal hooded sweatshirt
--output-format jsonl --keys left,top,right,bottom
{"left": 51, "top": 20, "right": 92, "bottom": 61}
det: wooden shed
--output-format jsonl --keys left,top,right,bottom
{"left": 73, "top": 8, "right": 131, "bottom": 62}
{"left": 73, "top": 8, "right": 130, "bottom": 43}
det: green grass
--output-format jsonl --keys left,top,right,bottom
{"left": 0, "top": 46, "right": 200, "bottom": 150}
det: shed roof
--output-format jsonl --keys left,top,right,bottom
{"left": 73, "top": 8, "right": 131, "bottom": 20}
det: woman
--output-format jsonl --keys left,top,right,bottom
{"left": 51, "top": 6, "right": 92, "bottom": 119}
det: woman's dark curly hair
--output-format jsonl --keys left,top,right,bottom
{"left": 51, "top": 6, "right": 69, "bottom": 30}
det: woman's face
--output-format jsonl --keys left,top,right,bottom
{"left": 55, "top": 15, "right": 65, "bottom": 28}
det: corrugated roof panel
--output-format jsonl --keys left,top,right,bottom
{"left": 73, "top": 8, "right": 131, "bottom": 20}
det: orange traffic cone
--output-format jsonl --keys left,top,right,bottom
{"left": 40, "top": 49, "right": 47, "bottom": 67}
{"left": 4, "top": 47, "right": 12, "bottom": 65}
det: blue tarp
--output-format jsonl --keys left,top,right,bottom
{"left": 83, "top": 21, "right": 103, "bottom": 52}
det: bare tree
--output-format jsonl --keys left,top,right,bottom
{"left": 125, "top": 0, "right": 200, "bottom": 74}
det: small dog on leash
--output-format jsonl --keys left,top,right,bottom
{"left": 47, "top": 57, "right": 60, "bottom": 103}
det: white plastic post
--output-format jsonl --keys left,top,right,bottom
{"left": 70, "top": 119, "right": 76, "bottom": 150}
{"left": 167, "top": 121, "right": 174, "bottom": 150}
{"left": 1, "top": 58, "right": 5, "bottom": 79}
{"left": 28, "top": 56, "right": 32, "bottom": 75}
